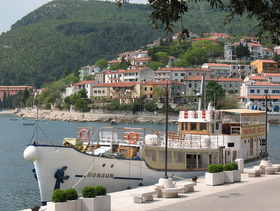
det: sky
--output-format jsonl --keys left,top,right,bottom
{"left": 0, "top": 0, "right": 148, "bottom": 34}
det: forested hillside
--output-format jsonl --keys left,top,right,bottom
{"left": 0, "top": 0, "right": 258, "bottom": 88}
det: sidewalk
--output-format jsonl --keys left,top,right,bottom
{"left": 22, "top": 168, "right": 280, "bottom": 211}
{"left": 110, "top": 169, "right": 280, "bottom": 211}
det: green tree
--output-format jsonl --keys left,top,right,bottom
{"left": 220, "top": 93, "right": 240, "bottom": 109}
{"left": 192, "top": 40, "right": 223, "bottom": 57}
{"left": 173, "top": 60, "right": 188, "bottom": 67}
{"left": 148, "top": 61, "right": 164, "bottom": 70}
{"left": 74, "top": 98, "right": 89, "bottom": 112}
{"left": 61, "top": 75, "right": 79, "bottom": 85}
{"left": 206, "top": 81, "right": 225, "bottom": 109}
{"left": 95, "top": 59, "right": 108, "bottom": 70}
{"left": 182, "top": 48, "right": 209, "bottom": 66}
{"left": 22, "top": 88, "right": 30, "bottom": 106}
{"left": 235, "top": 43, "right": 251, "bottom": 60}
{"left": 147, "top": 0, "right": 280, "bottom": 44}
{"left": 155, "top": 52, "right": 169, "bottom": 65}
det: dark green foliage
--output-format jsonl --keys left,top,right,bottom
{"left": 95, "top": 185, "right": 107, "bottom": 196}
{"left": 0, "top": 1, "right": 166, "bottom": 87}
{"left": 52, "top": 189, "right": 67, "bottom": 202}
{"left": 0, "top": 1, "right": 266, "bottom": 88}
{"left": 149, "top": 0, "right": 280, "bottom": 44}
{"left": 65, "top": 188, "right": 78, "bottom": 200}
{"left": 223, "top": 163, "right": 238, "bottom": 171}
{"left": 82, "top": 186, "right": 96, "bottom": 198}
{"left": 235, "top": 43, "right": 251, "bottom": 59}
{"left": 208, "top": 164, "right": 224, "bottom": 173}
{"left": 205, "top": 81, "right": 225, "bottom": 109}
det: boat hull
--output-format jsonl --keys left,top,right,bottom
{"left": 29, "top": 144, "right": 201, "bottom": 203}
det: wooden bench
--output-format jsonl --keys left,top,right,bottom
{"left": 130, "top": 190, "right": 156, "bottom": 203}
{"left": 178, "top": 182, "right": 197, "bottom": 193}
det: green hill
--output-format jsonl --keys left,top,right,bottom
{"left": 0, "top": 0, "right": 258, "bottom": 88}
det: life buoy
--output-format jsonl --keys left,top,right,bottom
{"left": 79, "top": 128, "right": 90, "bottom": 141}
{"left": 127, "top": 131, "right": 139, "bottom": 144}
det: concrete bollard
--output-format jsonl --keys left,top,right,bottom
{"left": 235, "top": 158, "right": 244, "bottom": 173}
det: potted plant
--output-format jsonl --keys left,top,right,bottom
{"left": 47, "top": 189, "right": 74, "bottom": 211}
{"left": 95, "top": 185, "right": 111, "bottom": 211}
{"left": 224, "top": 162, "right": 241, "bottom": 183}
{"left": 81, "top": 186, "right": 98, "bottom": 211}
{"left": 205, "top": 164, "right": 225, "bottom": 186}
{"left": 65, "top": 188, "right": 81, "bottom": 211}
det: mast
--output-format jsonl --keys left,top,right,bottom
{"left": 197, "top": 74, "right": 205, "bottom": 111}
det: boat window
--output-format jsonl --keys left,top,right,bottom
{"left": 228, "top": 143, "right": 234, "bottom": 147}
{"left": 190, "top": 123, "right": 197, "bottom": 131}
{"left": 174, "top": 151, "right": 185, "bottom": 163}
{"left": 200, "top": 123, "right": 207, "bottom": 131}
{"left": 159, "top": 150, "right": 172, "bottom": 163}
{"left": 144, "top": 149, "right": 157, "bottom": 162}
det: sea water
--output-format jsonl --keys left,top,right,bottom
{"left": 0, "top": 113, "right": 170, "bottom": 210}
{"left": 0, "top": 113, "right": 279, "bottom": 210}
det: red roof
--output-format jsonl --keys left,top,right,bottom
{"left": 252, "top": 59, "right": 277, "bottom": 63}
{"left": 248, "top": 95, "right": 280, "bottom": 100}
{"left": 204, "top": 63, "right": 230, "bottom": 67}
{"left": 74, "top": 81, "right": 95, "bottom": 86}
{"left": 216, "top": 78, "right": 242, "bottom": 82}
{"left": 93, "top": 82, "right": 141, "bottom": 88}
{"left": 157, "top": 67, "right": 187, "bottom": 71}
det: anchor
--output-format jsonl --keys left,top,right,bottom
{"left": 54, "top": 166, "right": 70, "bottom": 190}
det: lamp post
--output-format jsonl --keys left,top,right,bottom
{"left": 261, "top": 93, "right": 272, "bottom": 161}
{"left": 156, "top": 82, "right": 177, "bottom": 179}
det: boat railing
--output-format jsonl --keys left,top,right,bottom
{"left": 96, "top": 127, "right": 236, "bottom": 150}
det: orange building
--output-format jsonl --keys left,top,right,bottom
{"left": 0, "top": 86, "right": 35, "bottom": 99}
{"left": 251, "top": 59, "right": 278, "bottom": 74}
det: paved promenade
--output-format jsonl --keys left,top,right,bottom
{"left": 110, "top": 169, "right": 280, "bottom": 211}
{"left": 22, "top": 168, "right": 280, "bottom": 211}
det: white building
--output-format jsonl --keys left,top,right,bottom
{"left": 240, "top": 80, "right": 280, "bottom": 113}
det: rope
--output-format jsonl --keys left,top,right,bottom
{"left": 72, "top": 153, "right": 103, "bottom": 188}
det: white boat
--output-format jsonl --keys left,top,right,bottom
{"left": 23, "top": 107, "right": 267, "bottom": 204}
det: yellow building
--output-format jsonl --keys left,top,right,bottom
{"left": 251, "top": 59, "right": 278, "bottom": 74}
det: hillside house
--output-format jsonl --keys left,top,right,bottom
{"left": 250, "top": 59, "right": 278, "bottom": 74}
{"left": 154, "top": 67, "right": 210, "bottom": 83}
{"left": 78, "top": 65, "right": 96, "bottom": 81}
{"left": 64, "top": 80, "right": 98, "bottom": 99}
{"left": 224, "top": 38, "right": 273, "bottom": 61}
{"left": 201, "top": 63, "right": 231, "bottom": 78}
{"left": 240, "top": 80, "right": 280, "bottom": 113}
{"left": 263, "top": 73, "right": 280, "bottom": 84}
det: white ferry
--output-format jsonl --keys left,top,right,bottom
{"left": 23, "top": 106, "right": 266, "bottom": 204}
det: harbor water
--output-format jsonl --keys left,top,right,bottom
{"left": 0, "top": 113, "right": 279, "bottom": 210}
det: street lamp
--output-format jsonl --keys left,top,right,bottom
{"left": 156, "top": 83, "right": 177, "bottom": 179}
{"left": 260, "top": 92, "right": 272, "bottom": 160}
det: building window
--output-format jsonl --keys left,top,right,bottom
{"left": 175, "top": 73, "right": 178, "bottom": 76}
{"left": 257, "top": 89, "right": 260, "bottom": 93}
{"left": 181, "top": 73, "right": 185, "bottom": 76}
{"left": 144, "top": 87, "right": 147, "bottom": 91}
{"left": 264, "top": 90, "right": 268, "bottom": 94}
{"left": 250, "top": 89, "right": 255, "bottom": 93}
{"left": 150, "top": 87, "right": 152, "bottom": 91}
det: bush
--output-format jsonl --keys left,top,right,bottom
{"left": 223, "top": 163, "right": 238, "bottom": 171}
{"left": 52, "top": 189, "right": 67, "bottom": 202}
{"left": 82, "top": 186, "right": 96, "bottom": 198}
{"left": 65, "top": 188, "right": 78, "bottom": 200}
{"left": 95, "top": 185, "right": 107, "bottom": 196}
{"left": 208, "top": 164, "right": 224, "bottom": 173}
